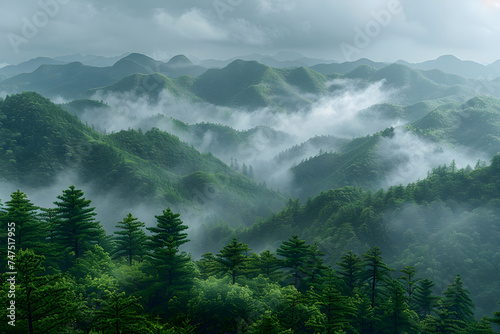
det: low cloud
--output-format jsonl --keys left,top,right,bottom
{"left": 377, "top": 127, "right": 487, "bottom": 188}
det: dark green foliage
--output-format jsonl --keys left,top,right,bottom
{"left": 0, "top": 92, "right": 285, "bottom": 226}
{"left": 443, "top": 274, "right": 475, "bottom": 322}
{"left": 147, "top": 208, "right": 189, "bottom": 249}
{"left": 414, "top": 278, "right": 440, "bottom": 318}
{"left": 361, "top": 246, "right": 393, "bottom": 308}
{"left": 52, "top": 185, "right": 105, "bottom": 261}
{"left": 399, "top": 266, "right": 419, "bottom": 309}
{"left": 336, "top": 250, "right": 364, "bottom": 296}
{"left": 379, "top": 279, "right": 417, "bottom": 334}
{"left": 145, "top": 209, "right": 194, "bottom": 307}
{"left": 420, "top": 300, "right": 467, "bottom": 334}
{"left": 1, "top": 190, "right": 45, "bottom": 252}
{"left": 276, "top": 234, "right": 313, "bottom": 289}
{"left": 112, "top": 213, "right": 147, "bottom": 265}
{"left": 4, "top": 249, "right": 82, "bottom": 334}
{"left": 92, "top": 291, "right": 148, "bottom": 333}
{"left": 492, "top": 303, "right": 500, "bottom": 325}
{"left": 307, "top": 279, "right": 356, "bottom": 333}
{"left": 215, "top": 237, "right": 251, "bottom": 284}
{"left": 250, "top": 250, "right": 282, "bottom": 282}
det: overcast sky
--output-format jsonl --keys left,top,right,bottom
{"left": 1, "top": 0, "right": 500, "bottom": 66}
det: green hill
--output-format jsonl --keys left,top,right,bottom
{"left": 369, "top": 63, "right": 475, "bottom": 104}
{"left": 220, "top": 159, "right": 500, "bottom": 318}
{"left": 192, "top": 60, "right": 328, "bottom": 109}
{"left": 413, "top": 95, "right": 500, "bottom": 155}
{"left": 91, "top": 59, "right": 330, "bottom": 110}
{"left": 89, "top": 72, "right": 199, "bottom": 101}
{"left": 0, "top": 54, "right": 207, "bottom": 100}
{"left": 290, "top": 133, "right": 385, "bottom": 199}
{"left": 0, "top": 92, "right": 285, "bottom": 226}
{"left": 310, "top": 58, "right": 387, "bottom": 75}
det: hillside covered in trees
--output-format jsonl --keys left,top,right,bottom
{"left": 1, "top": 182, "right": 500, "bottom": 333}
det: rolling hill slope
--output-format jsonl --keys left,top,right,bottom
{"left": 0, "top": 92, "right": 285, "bottom": 226}
{"left": 0, "top": 53, "right": 207, "bottom": 99}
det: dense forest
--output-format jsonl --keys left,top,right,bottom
{"left": 1, "top": 169, "right": 500, "bottom": 332}
{"left": 1, "top": 53, "right": 500, "bottom": 333}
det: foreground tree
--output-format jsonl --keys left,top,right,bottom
{"left": 336, "top": 250, "right": 363, "bottom": 296}
{"left": 92, "top": 291, "right": 148, "bottom": 333}
{"left": 2, "top": 190, "right": 45, "bottom": 251}
{"left": 361, "top": 246, "right": 393, "bottom": 309}
{"left": 215, "top": 237, "right": 251, "bottom": 284}
{"left": 442, "top": 274, "right": 475, "bottom": 322}
{"left": 6, "top": 249, "right": 82, "bottom": 334}
{"left": 147, "top": 208, "right": 189, "bottom": 249}
{"left": 52, "top": 186, "right": 105, "bottom": 261}
{"left": 277, "top": 235, "right": 312, "bottom": 289}
{"left": 145, "top": 209, "right": 194, "bottom": 313}
{"left": 112, "top": 213, "right": 147, "bottom": 265}
{"left": 414, "top": 278, "right": 439, "bottom": 317}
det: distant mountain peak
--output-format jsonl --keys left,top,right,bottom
{"left": 436, "top": 54, "right": 461, "bottom": 61}
{"left": 122, "top": 53, "right": 155, "bottom": 62}
{"left": 167, "top": 54, "right": 192, "bottom": 66}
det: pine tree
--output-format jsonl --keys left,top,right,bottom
{"left": 253, "top": 250, "right": 282, "bottom": 282}
{"left": 249, "top": 310, "right": 290, "bottom": 334}
{"left": 92, "top": 291, "right": 148, "bottom": 333}
{"left": 442, "top": 274, "right": 475, "bottom": 322}
{"left": 379, "top": 279, "right": 415, "bottom": 334}
{"left": 414, "top": 278, "right": 439, "bottom": 318}
{"left": 337, "top": 250, "right": 363, "bottom": 296}
{"left": 145, "top": 209, "right": 193, "bottom": 305}
{"left": 361, "top": 246, "right": 393, "bottom": 309}
{"left": 308, "top": 278, "right": 356, "bottom": 333}
{"left": 52, "top": 185, "right": 105, "bottom": 261}
{"left": 2, "top": 190, "right": 45, "bottom": 251}
{"left": 38, "top": 207, "right": 57, "bottom": 244}
{"left": 277, "top": 234, "right": 312, "bottom": 289}
{"left": 147, "top": 208, "right": 189, "bottom": 249}
{"left": 399, "top": 266, "right": 418, "bottom": 309}
{"left": 112, "top": 213, "right": 147, "bottom": 265}
{"left": 215, "top": 237, "right": 251, "bottom": 284}
{"left": 420, "top": 299, "right": 466, "bottom": 334}
{"left": 10, "top": 249, "right": 82, "bottom": 334}
{"left": 302, "top": 244, "right": 329, "bottom": 289}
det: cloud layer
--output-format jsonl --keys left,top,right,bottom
{"left": 1, "top": 0, "right": 500, "bottom": 65}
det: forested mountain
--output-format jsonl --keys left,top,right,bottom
{"left": 0, "top": 92, "right": 284, "bottom": 227}
{"left": 2, "top": 52, "right": 500, "bottom": 333}
{"left": 203, "top": 157, "right": 500, "bottom": 320}
{"left": 1, "top": 171, "right": 499, "bottom": 332}
{"left": 288, "top": 95, "right": 500, "bottom": 199}
{"left": 0, "top": 53, "right": 206, "bottom": 99}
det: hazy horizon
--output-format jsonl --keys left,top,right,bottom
{"left": 2, "top": 0, "right": 500, "bottom": 65}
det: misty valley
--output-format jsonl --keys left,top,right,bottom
{"left": 1, "top": 52, "right": 500, "bottom": 333}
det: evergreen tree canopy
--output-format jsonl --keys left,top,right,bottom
{"left": 442, "top": 274, "right": 475, "bottom": 322}
{"left": 361, "top": 246, "right": 393, "bottom": 309}
{"left": 337, "top": 250, "right": 364, "bottom": 296}
{"left": 112, "top": 213, "right": 147, "bottom": 265}
{"left": 414, "top": 278, "right": 439, "bottom": 318}
{"left": 215, "top": 237, "right": 251, "bottom": 284}
{"left": 52, "top": 185, "right": 105, "bottom": 260}
{"left": 147, "top": 208, "right": 189, "bottom": 249}
{"left": 276, "top": 234, "right": 312, "bottom": 289}
{"left": 1, "top": 190, "right": 44, "bottom": 251}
